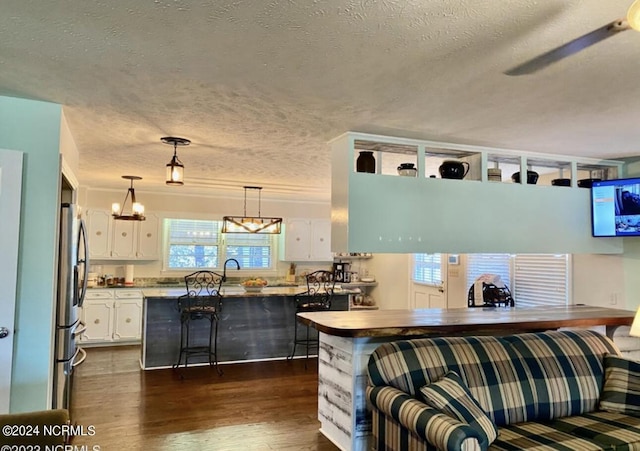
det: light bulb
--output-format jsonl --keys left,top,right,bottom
{"left": 132, "top": 202, "right": 144, "bottom": 216}
{"left": 628, "top": 0, "right": 640, "bottom": 31}
{"left": 111, "top": 203, "right": 120, "bottom": 215}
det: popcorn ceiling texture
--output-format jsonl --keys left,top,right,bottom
{"left": 0, "top": 0, "right": 639, "bottom": 198}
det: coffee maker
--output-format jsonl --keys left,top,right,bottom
{"left": 333, "top": 262, "right": 351, "bottom": 283}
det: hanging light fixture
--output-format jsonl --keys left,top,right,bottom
{"left": 162, "top": 136, "right": 190, "bottom": 185}
{"left": 111, "top": 175, "right": 146, "bottom": 221}
{"left": 222, "top": 186, "right": 282, "bottom": 234}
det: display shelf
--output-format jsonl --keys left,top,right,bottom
{"left": 330, "top": 131, "right": 625, "bottom": 255}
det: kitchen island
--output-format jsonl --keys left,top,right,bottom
{"left": 140, "top": 286, "right": 350, "bottom": 369}
{"left": 296, "top": 305, "right": 636, "bottom": 451}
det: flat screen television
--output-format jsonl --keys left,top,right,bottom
{"left": 591, "top": 177, "right": 640, "bottom": 237}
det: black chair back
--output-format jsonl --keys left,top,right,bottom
{"left": 299, "top": 270, "right": 335, "bottom": 310}
{"left": 179, "top": 270, "right": 224, "bottom": 314}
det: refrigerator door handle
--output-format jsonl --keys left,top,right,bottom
{"left": 73, "top": 320, "right": 87, "bottom": 339}
{"left": 76, "top": 219, "right": 89, "bottom": 308}
{"left": 72, "top": 347, "right": 87, "bottom": 368}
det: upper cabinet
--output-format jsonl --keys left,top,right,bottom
{"left": 86, "top": 210, "right": 160, "bottom": 260}
{"left": 280, "top": 218, "right": 332, "bottom": 262}
{"left": 330, "top": 132, "right": 625, "bottom": 255}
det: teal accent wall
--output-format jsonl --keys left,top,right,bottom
{"left": 0, "top": 96, "right": 61, "bottom": 412}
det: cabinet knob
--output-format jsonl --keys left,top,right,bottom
{"left": 146, "top": 233, "right": 152, "bottom": 238}
{"left": 96, "top": 231, "right": 102, "bottom": 236}
{"left": 94, "top": 319, "right": 100, "bottom": 324}
{"left": 122, "top": 232, "right": 127, "bottom": 237}
{"left": 319, "top": 238, "right": 324, "bottom": 242}
{"left": 126, "top": 318, "right": 132, "bottom": 323}
{"left": 296, "top": 237, "right": 300, "bottom": 241}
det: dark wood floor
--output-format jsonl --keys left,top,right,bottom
{"left": 71, "top": 346, "right": 339, "bottom": 450}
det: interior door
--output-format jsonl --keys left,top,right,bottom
{"left": 411, "top": 254, "right": 448, "bottom": 309}
{"left": 0, "top": 149, "right": 24, "bottom": 413}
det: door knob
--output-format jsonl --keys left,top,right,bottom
{"left": 0, "top": 327, "right": 10, "bottom": 339}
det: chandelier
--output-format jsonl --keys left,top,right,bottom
{"left": 111, "top": 175, "right": 145, "bottom": 221}
{"left": 222, "top": 186, "right": 282, "bottom": 234}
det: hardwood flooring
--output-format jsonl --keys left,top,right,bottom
{"left": 71, "top": 346, "right": 339, "bottom": 450}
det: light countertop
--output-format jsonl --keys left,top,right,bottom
{"left": 140, "top": 285, "right": 358, "bottom": 299}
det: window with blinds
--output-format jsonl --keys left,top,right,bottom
{"left": 165, "top": 219, "right": 275, "bottom": 270}
{"left": 413, "top": 254, "right": 442, "bottom": 285}
{"left": 224, "top": 233, "right": 272, "bottom": 269}
{"left": 513, "top": 254, "right": 568, "bottom": 308}
{"left": 465, "top": 253, "right": 569, "bottom": 307}
{"left": 466, "top": 254, "right": 511, "bottom": 289}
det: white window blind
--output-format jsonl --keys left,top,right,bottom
{"left": 224, "top": 233, "right": 272, "bottom": 269}
{"left": 413, "top": 254, "right": 442, "bottom": 285}
{"left": 165, "top": 219, "right": 275, "bottom": 271}
{"left": 466, "top": 254, "right": 512, "bottom": 289}
{"left": 166, "top": 219, "right": 220, "bottom": 269}
{"left": 513, "top": 254, "right": 568, "bottom": 308}
{"left": 466, "top": 253, "right": 569, "bottom": 307}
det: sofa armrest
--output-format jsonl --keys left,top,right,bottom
{"left": 0, "top": 409, "right": 70, "bottom": 445}
{"left": 368, "top": 385, "right": 482, "bottom": 451}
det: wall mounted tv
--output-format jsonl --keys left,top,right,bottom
{"left": 591, "top": 177, "right": 640, "bottom": 237}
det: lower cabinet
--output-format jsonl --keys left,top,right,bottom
{"left": 81, "top": 289, "right": 143, "bottom": 345}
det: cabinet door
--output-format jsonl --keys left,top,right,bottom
{"left": 111, "top": 220, "right": 136, "bottom": 259}
{"left": 283, "top": 219, "right": 311, "bottom": 261}
{"left": 86, "top": 210, "right": 112, "bottom": 259}
{"left": 113, "top": 298, "right": 142, "bottom": 341}
{"left": 80, "top": 300, "right": 113, "bottom": 343}
{"left": 310, "top": 219, "right": 332, "bottom": 261}
{"left": 136, "top": 213, "right": 160, "bottom": 259}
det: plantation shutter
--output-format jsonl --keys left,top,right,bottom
{"left": 413, "top": 254, "right": 442, "bottom": 285}
{"left": 466, "top": 254, "right": 512, "bottom": 291}
{"left": 513, "top": 254, "right": 568, "bottom": 308}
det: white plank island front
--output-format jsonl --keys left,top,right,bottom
{"left": 297, "top": 305, "right": 635, "bottom": 451}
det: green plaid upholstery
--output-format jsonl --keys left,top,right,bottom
{"left": 367, "top": 330, "right": 630, "bottom": 451}
{"left": 368, "top": 335, "right": 536, "bottom": 426}
{"left": 420, "top": 371, "right": 498, "bottom": 451}
{"left": 368, "top": 385, "right": 483, "bottom": 451}
{"left": 490, "top": 411, "right": 640, "bottom": 450}
{"left": 599, "top": 353, "right": 640, "bottom": 416}
{"left": 503, "top": 330, "right": 618, "bottom": 420}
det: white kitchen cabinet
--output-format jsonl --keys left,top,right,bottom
{"left": 80, "top": 289, "right": 143, "bottom": 345}
{"left": 281, "top": 218, "right": 332, "bottom": 262}
{"left": 86, "top": 209, "right": 160, "bottom": 260}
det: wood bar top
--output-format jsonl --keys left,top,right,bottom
{"left": 296, "top": 305, "right": 636, "bottom": 338}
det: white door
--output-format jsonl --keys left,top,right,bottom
{"left": 411, "top": 253, "right": 448, "bottom": 309}
{"left": 0, "top": 149, "right": 24, "bottom": 413}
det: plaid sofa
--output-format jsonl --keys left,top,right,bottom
{"left": 366, "top": 329, "right": 640, "bottom": 451}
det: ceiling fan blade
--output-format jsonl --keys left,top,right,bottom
{"left": 505, "top": 20, "right": 629, "bottom": 76}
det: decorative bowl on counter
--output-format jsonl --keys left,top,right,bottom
{"left": 240, "top": 278, "right": 268, "bottom": 292}
{"left": 360, "top": 276, "right": 375, "bottom": 283}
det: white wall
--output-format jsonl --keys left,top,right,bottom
{"left": 367, "top": 254, "right": 410, "bottom": 309}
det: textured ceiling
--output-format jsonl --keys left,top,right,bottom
{"left": 2, "top": 0, "right": 640, "bottom": 200}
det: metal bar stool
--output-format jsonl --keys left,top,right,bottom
{"left": 174, "top": 270, "right": 224, "bottom": 375}
{"left": 288, "top": 270, "right": 335, "bottom": 362}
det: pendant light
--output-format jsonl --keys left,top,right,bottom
{"left": 162, "top": 136, "right": 190, "bottom": 185}
{"left": 222, "top": 186, "right": 282, "bottom": 234}
{"left": 112, "top": 175, "right": 146, "bottom": 221}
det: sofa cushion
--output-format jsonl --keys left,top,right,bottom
{"left": 368, "top": 335, "right": 536, "bottom": 426}
{"left": 502, "top": 329, "right": 618, "bottom": 420}
{"left": 599, "top": 353, "right": 640, "bottom": 416}
{"left": 420, "top": 371, "right": 498, "bottom": 450}
{"left": 491, "top": 410, "right": 640, "bottom": 450}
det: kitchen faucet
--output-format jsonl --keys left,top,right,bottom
{"left": 222, "top": 258, "right": 241, "bottom": 282}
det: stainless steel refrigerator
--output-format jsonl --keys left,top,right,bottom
{"left": 53, "top": 203, "right": 88, "bottom": 410}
